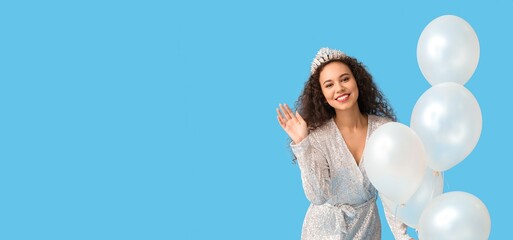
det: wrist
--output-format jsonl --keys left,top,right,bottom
{"left": 293, "top": 135, "right": 308, "bottom": 145}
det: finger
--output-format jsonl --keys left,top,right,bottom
{"left": 276, "top": 107, "right": 284, "bottom": 119}
{"left": 295, "top": 111, "right": 306, "bottom": 124}
{"left": 279, "top": 104, "right": 292, "bottom": 120}
{"left": 277, "top": 115, "right": 285, "bottom": 128}
{"left": 284, "top": 104, "right": 297, "bottom": 120}
{"left": 276, "top": 108, "right": 286, "bottom": 127}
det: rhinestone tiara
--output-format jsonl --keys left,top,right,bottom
{"left": 310, "top": 47, "right": 346, "bottom": 74}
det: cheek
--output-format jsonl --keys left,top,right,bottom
{"left": 353, "top": 90, "right": 359, "bottom": 100}
{"left": 351, "top": 82, "right": 359, "bottom": 93}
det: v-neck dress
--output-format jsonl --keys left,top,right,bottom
{"left": 291, "top": 115, "right": 411, "bottom": 240}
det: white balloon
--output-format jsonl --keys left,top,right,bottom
{"left": 417, "top": 15, "right": 480, "bottom": 85}
{"left": 411, "top": 82, "right": 482, "bottom": 171}
{"left": 364, "top": 122, "right": 426, "bottom": 204}
{"left": 418, "top": 191, "right": 491, "bottom": 240}
{"left": 382, "top": 168, "right": 444, "bottom": 228}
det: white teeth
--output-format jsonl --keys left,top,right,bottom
{"left": 337, "top": 95, "right": 349, "bottom": 101}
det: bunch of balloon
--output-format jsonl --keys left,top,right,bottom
{"left": 413, "top": 15, "right": 491, "bottom": 240}
{"left": 364, "top": 15, "right": 491, "bottom": 240}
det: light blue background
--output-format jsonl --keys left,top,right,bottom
{"left": 1, "top": 1, "right": 511, "bottom": 239}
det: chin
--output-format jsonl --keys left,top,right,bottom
{"left": 330, "top": 101, "right": 357, "bottom": 111}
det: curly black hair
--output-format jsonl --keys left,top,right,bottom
{"left": 295, "top": 55, "right": 396, "bottom": 131}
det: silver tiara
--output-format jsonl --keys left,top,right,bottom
{"left": 310, "top": 47, "right": 346, "bottom": 74}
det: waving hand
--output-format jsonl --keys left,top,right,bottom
{"left": 276, "top": 103, "right": 308, "bottom": 144}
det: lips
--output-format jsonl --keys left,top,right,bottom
{"left": 336, "top": 94, "right": 350, "bottom": 102}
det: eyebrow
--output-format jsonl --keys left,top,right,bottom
{"left": 323, "top": 73, "right": 350, "bottom": 84}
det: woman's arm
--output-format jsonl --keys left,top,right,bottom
{"left": 291, "top": 136, "right": 331, "bottom": 205}
{"left": 277, "top": 103, "right": 330, "bottom": 205}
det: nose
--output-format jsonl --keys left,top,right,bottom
{"left": 335, "top": 81, "right": 346, "bottom": 93}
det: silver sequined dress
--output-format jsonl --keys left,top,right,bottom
{"left": 291, "top": 115, "right": 411, "bottom": 240}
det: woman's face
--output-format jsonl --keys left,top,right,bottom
{"left": 319, "top": 61, "right": 359, "bottom": 112}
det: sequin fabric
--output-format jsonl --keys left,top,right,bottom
{"left": 291, "top": 115, "right": 411, "bottom": 240}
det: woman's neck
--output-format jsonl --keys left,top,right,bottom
{"left": 334, "top": 108, "right": 366, "bottom": 130}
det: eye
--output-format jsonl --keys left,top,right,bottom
{"left": 325, "top": 83, "right": 333, "bottom": 88}
{"left": 342, "top": 77, "right": 350, "bottom": 82}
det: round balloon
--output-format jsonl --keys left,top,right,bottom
{"left": 381, "top": 168, "right": 444, "bottom": 228}
{"left": 411, "top": 82, "right": 482, "bottom": 171}
{"left": 363, "top": 122, "right": 426, "bottom": 204}
{"left": 418, "top": 191, "right": 491, "bottom": 240}
{"left": 417, "top": 15, "right": 480, "bottom": 85}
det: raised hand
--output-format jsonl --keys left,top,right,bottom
{"left": 276, "top": 103, "right": 308, "bottom": 144}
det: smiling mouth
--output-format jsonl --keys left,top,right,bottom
{"left": 336, "top": 94, "right": 350, "bottom": 102}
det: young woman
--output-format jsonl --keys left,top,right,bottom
{"left": 277, "top": 48, "right": 413, "bottom": 240}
